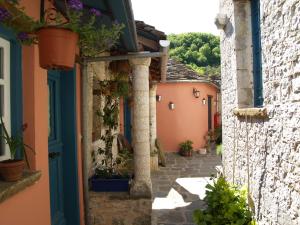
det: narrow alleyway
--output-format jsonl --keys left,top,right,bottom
{"left": 151, "top": 152, "right": 222, "bottom": 225}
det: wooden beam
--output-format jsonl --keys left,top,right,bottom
{"left": 137, "top": 35, "right": 159, "bottom": 51}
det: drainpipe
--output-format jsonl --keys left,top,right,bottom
{"left": 159, "top": 40, "right": 170, "bottom": 83}
{"left": 81, "top": 60, "right": 93, "bottom": 225}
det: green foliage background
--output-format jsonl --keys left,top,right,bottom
{"left": 168, "top": 33, "right": 221, "bottom": 78}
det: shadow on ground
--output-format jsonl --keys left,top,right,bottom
{"left": 151, "top": 152, "right": 222, "bottom": 225}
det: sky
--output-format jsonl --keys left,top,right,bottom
{"left": 131, "top": 0, "right": 220, "bottom": 36}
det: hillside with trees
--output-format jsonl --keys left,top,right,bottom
{"left": 168, "top": 33, "right": 221, "bottom": 81}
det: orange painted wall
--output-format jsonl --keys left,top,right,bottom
{"left": 0, "top": 1, "right": 51, "bottom": 224}
{"left": 0, "top": 1, "right": 84, "bottom": 225}
{"left": 157, "top": 82, "right": 218, "bottom": 152}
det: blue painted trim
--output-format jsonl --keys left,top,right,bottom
{"left": 60, "top": 69, "right": 80, "bottom": 225}
{"left": 0, "top": 25, "right": 23, "bottom": 158}
{"left": 48, "top": 71, "right": 63, "bottom": 151}
{"left": 251, "top": 0, "right": 263, "bottom": 107}
{"left": 124, "top": 98, "right": 131, "bottom": 143}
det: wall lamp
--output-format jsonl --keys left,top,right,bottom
{"left": 156, "top": 95, "right": 162, "bottom": 102}
{"left": 169, "top": 102, "right": 175, "bottom": 110}
{"left": 193, "top": 88, "right": 200, "bottom": 98}
{"left": 202, "top": 98, "right": 206, "bottom": 105}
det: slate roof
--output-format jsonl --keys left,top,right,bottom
{"left": 135, "top": 20, "right": 167, "bottom": 45}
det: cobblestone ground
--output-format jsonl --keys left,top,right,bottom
{"left": 151, "top": 152, "right": 222, "bottom": 225}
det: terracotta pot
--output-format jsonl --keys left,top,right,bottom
{"left": 37, "top": 27, "right": 78, "bottom": 70}
{"left": 180, "top": 150, "right": 193, "bottom": 157}
{"left": 0, "top": 160, "right": 25, "bottom": 182}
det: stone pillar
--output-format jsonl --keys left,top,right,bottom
{"left": 129, "top": 57, "right": 152, "bottom": 198}
{"left": 149, "top": 84, "right": 158, "bottom": 171}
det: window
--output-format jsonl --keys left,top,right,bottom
{"left": 232, "top": 0, "right": 263, "bottom": 108}
{"left": 251, "top": 0, "right": 263, "bottom": 107}
{"left": 0, "top": 37, "right": 11, "bottom": 160}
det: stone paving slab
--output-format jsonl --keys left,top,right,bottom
{"left": 151, "top": 152, "right": 222, "bottom": 225}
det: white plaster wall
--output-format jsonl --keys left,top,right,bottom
{"left": 220, "top": 0, "right": 300, "bottom": 224}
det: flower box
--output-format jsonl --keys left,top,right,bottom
{"left": 90, "top": 176, "right": 130, "bottom": 192}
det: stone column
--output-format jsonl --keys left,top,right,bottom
{"left": 149, "top": 83, "right": 158, "bottom": 171}
{"left": 129, "top": 57, "right": 152, "bottom": 198}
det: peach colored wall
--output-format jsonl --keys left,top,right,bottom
{"left": 0, "top": 2, "right": 84, "bottom": 225}
{"left": 157, "top": 82, "right": 218, "bottom": 152}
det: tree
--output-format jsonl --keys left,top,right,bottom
{"left": 168, "top": 33, "right": 221, "bottom": 79}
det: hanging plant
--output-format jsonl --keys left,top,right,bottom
{"left": 36, "top": 0, "right": 124, "bottom": 69}
{"left": 0, "top": 0, "right": 124, "bottom": 69}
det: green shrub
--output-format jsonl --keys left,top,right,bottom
{"left": 216, "top": 144, "right": 222, "bottom": 155}
{"left": 179, "top": 140, "right": 193, "bottom": 153}
{"left": 193, "top": 177, "right": 256, "bottom": 225}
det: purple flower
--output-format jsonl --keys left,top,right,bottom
{"left": 89, "top": 8, "right": 101, "bottom": 17}
{"left": 68, "top": 0, "right": 83, "bottom": 11}
{"left": 113, "top": 20, "right": 119, "bottom": 25}
{"left": 0, "top": 8, "right": 11, "bottom": 21}
{"left": 17, "top": 32, "right": 29, "bottom": 41}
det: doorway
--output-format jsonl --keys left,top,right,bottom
{"left": 48, "top": 70, "right": 80, "bottom": 225}
{"left": 208, "top": 95, "right": 213, "bottom": 130}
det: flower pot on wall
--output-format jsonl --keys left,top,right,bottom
{"left": 0, "top": 160, "right": 25, "bottom": 182}
{"left": 37, "top": 27, "right": 78, "bottom": 70}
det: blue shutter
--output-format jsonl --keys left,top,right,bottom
{"left": 251, "top": 0, "right": 263, "bottom": 107}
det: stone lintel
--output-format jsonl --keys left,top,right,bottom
{"left": 233, "top": 107, "right": 268, "bottom": 118}
{"left": 0, "top": 171, "right": 42, "bottom": 203}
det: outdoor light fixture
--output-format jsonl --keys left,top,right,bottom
{"left": 193, "top": 88, "right": 200, "bottom": 98}
{"left": 202, "top": 98, "right": 206, "bottom": 105}
{"left": 169, "top": 102, "right": 175, "bottom": 110}
{"left": 156, "top": 95, "right": 162, "bottom": 102}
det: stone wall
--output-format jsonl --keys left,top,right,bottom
{"left": 89, "top": 192, "right": 152, "bottom": 225}
{"left": 219, "top": 0, "right": 300, "bottom": 224}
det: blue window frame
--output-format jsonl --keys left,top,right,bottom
{"left": 251, "top": 0, "right": 263, "bottom": 107}
{"left": 0, "top": 25, "right": 23, "bottom": 158}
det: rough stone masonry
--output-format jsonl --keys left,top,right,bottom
{"left": 219, "top": 0, "right": 300, "bottom": 224}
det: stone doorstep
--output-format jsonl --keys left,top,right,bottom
{"left": 0, "top": 170, "right": 42, "bottom": 203}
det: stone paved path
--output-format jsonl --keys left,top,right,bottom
{"left": 151, "top": 152, "right": 222, "bottom": 225}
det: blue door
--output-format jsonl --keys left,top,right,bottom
{"left": 48, "top": 70, "right": 80, "bottom": 225}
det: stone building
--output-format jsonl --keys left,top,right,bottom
{"left": 216, "top": 0, "right": 300, "bottom": 224}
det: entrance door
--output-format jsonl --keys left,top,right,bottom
{"left": 48, "top": 70, "right": 80, "bottom": 225}
{"left": 208, "top": 96, "right": 213, "bottom": 130}
{"left": 48, "top": 71, "right": 66, "bottom": 225}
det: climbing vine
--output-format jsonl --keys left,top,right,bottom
{"left": 92, "top": 73, "right": 132, "bottom": 178}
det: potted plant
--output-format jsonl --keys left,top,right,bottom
{"left": 90, "top": 147, "right": 133, "bottom": 192}
{"left": 179, "top": 140, "right": 193, "bottom": 157}
{"left": 0, "top": 0, "right": 124, "bottom": 70}
{"left": 0, "top": 118, "right": 34, "bottom": 182}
